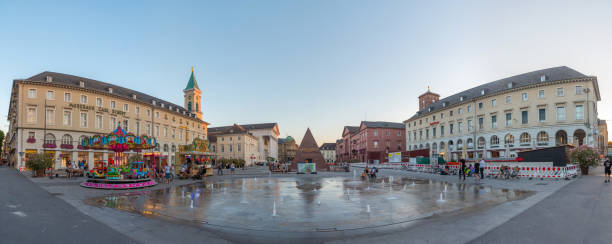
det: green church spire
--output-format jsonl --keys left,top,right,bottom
{"left": 184, "top": 66, "right": 200, "bottom": 91}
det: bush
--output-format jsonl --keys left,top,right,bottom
{"left": 570, "top": 145, "right": 600, "bottom": 174}
{"left": 26, "top": 153, "right": 54, "bottom": 177}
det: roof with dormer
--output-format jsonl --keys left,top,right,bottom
{"left": 406, "top": 66, "right": 596, "bottom": 122}
{"left": 18, "top": 71, "right": 209, "bottom": 124}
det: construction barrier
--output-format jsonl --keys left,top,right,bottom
{"left": 350, "top": 162, "right": 580, "bottom": 180}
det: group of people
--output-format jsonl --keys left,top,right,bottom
{"left": 64, "top": 160, "right": 87, "bottom": 179}
{"left": 458, "top": 158, "right": 485, "bottom": 181}
{"left": 215, "top": 162, "right": 238, "bottom": 176}
{"left": 361, "top": 165, "right": 378, "bottom": 179}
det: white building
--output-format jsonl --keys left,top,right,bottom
{"left": 404, "top": 66, "right": 601, "bottom": 161}
{"left": 319, "top": 143, "right": 337, "bottom": 163}
{"left": 209, "top": 123, "right": 279, "bottom": 163}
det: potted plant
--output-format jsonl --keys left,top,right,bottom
{"left": 569, "top": 145, "right": 600, "bottom": 175}
{"left": 25, "top": 153, "right": 54, "bottom": 177}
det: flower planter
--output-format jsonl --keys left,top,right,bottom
{"left": 42, "top": 144, "right": 57, "bottom": 149}
{"left": 27, "top": 138, "right": 36, "bottom": 143}
{"left": 77, "top": 145, "right": 84, "bottom": 150}
{"left": 60, "top": 144, "right": 74, "bottom": 149}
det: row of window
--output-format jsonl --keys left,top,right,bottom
{"left": 27, "top": 88, "right": 201, "bottom": 128}
{"left": 371, "top": 140, "right": 403, "bottom": 150}
{"left": 25, "top": 107, "right": 202, "bottom": 140}
{"left": 216, "top": 143, "right": 256, "bottom": 153}
{"left": 409, "top": 85, "right": 587, "bottom": 128}
{"left": 410, "top": 131, "right": 554, "bottom": 151}
{"left": 408, "top": 104, "right": 585, "bottom": 142}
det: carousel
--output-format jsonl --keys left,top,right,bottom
{"left": 80, "top": 123, "right": 158, "bottom": 189}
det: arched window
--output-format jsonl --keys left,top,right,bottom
{"left": 457, "top": 139, "right": 463, "bottom": 150}
{"left": 44, "top": 133, "right": 56, "bottom": 144}
{"left": 188, "top": 102, "right": 192, "bottom": 111}
{"left": 520, "top": 132, "right": 531, "bottom": 144}
{"left": 171, "top": 144, "right": 176, "bottom": 152}
{"left": 61, "top": 134, "right": 72, "bottom": 145}
{"left": 432, "top": 143, "right": 438, "bottom": 154}
{"left": 504, "top": 134, "right": 515, "bottom": 145}
{"left": 477, "top": 137, "right": 485, "bottom": 149}
{"left": 196, "top": 103, "right": 199, "bottom": 111}
{"left": 163, "top": 144, "right": 168, "bottom": 152}
{"left": 537, "top": 131, "right": 549, "bottom": 145}
{"left": 490, "top": 135, "right": 499, "bottom": 146}
{"left": 467, "top": 138, "right": 474, "bottom": 149}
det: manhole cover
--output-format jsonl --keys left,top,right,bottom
{"left": 49, "top": 192, "right": 64, "bottom": 196}
{"left": 535, "top": 183, "right": 548, "bottom": 185}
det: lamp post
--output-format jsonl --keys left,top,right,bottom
{"left": 584, "top": 88, "right": 591, "bottom": 146}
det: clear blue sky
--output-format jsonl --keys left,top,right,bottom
{"left": 1, "top": 0, "right": 611, "bottom": 144}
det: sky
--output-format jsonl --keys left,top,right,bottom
{"left": 1, "top": 0, "right": 612, "bottom": 145}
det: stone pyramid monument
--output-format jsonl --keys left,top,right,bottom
{"left": 290, "top": 128, "right": 328, "bottom": 172}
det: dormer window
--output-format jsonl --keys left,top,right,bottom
{"left": 169, "top": 106, "right": 172, "bottom": 110}
{"left": 540, "top": 75, "right": 547, "bottom": 82}
{"left": 132, "top": 94, "right": 136, "bottom": 99}
{"left": 152, "top": 100, "right": 156, "bottom": 105}
{"left": 459, "top": 96, "right": 464, "bottom": 102}
{"left": 108, "top": 87, "right": 113, "bottom": 94}
{"left": 46, "top": 76, "right": 53, "bottom": 82}
{"left": 428, "top": 107, "right": 432, "bottom": 112}
{"left": 481, "top": 89, "right": 485, "bottom": 95}
{"left": 507, "top": 82, "right": 513, "bottom": 88}
{"left": 79, "top": 81, "right": 85, "bottom": 87}
{"left": 442, "top": 102, "right": 446, "bottom": 107}
{"left": 161, "top": 103, "right": 164, "bottom": 108}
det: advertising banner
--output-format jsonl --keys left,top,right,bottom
{"left": 388, "top": 152, "right": 402, "bottom": 163}
{"left": 297, "top": 162, "right": 316, "bottom": 174}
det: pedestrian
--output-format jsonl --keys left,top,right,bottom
{"left": 164, "top": 164, "right": 171, "bottom": 184}
{"left": 217, "top": 163, "right": 223, "bottom": 175}
{"left": 230, "top": 163, "right": 235, "bottom": 175}
{"left": 459, "top": 158, "right": 466, "bottom": 181}
{"left": 604, "top": 159, "right": 611, "bottom": 183}
{"left": 479, "top": 158, "right": 485, "bottom": 179}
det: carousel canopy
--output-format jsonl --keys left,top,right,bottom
{"left": 81, "top": 123, "right": 158, "bottom": 152}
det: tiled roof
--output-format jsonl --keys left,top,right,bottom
{"left": 209, "top": 123, "right": 277, "bottom": 133}
{"left": 407, "top": 66, "right": 590, "bottom": 121}
{"left": 344, "top": 126, "right": 360, "bottom": 134}
{"left": 320, "top": 143, "right": 337, "bottom": 150}
{"left": 22, "top": 71, "right": 206, "bottom": 123}
{"left": 362, "top": 121, "right": 405, "bottom": 129}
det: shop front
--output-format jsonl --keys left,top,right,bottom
{"left": 175, "top": 138, "right": 214, "bottom": 177}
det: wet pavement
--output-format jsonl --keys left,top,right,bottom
{"left": 86, "top": 175, "right": 532, "bottom": 232}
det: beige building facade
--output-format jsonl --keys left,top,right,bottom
{"left": 208, "top": 124, "right": 261, "bottom": 166}
{"left": 5, "top": 70, "right": 209, "bottom": 170}
{"left": 404, "top": 67, "right": 601, "bottom": 161}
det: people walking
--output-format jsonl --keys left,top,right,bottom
{"left": 230, "top": 163, "right": 235, "bottom": 175}
{"left": 604, "top": 158, "right": 611, "bottom": 183}
{"left": 474, "top": 160, "right": 480, "bottom": 181}
{"left": 459, "top": 158, "right": 466, "bottom": 181}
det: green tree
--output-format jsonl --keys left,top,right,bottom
{"left": 26, "top": 153, "right": 54, "bottom": 177}
{"left": 0, "top": 130, "right": 4, "bottom": 155}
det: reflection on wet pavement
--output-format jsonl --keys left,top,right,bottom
{"left": 88, "top": 176, "right": 532, "bottom": 232}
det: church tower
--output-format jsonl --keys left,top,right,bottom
{"left": 184, "top": 67, "right": 203, "bottom": 119}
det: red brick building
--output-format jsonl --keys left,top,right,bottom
{"left": 336, "top": 121, "right": 405, "bottom": 163}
